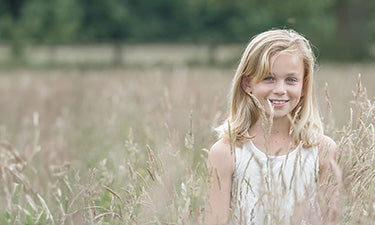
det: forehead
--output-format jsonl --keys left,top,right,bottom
{"left": 270, "top": 53, "right": 304, "bottom": 76}
{"left": 252, "top": 51, "right": 304, "bottom": 82}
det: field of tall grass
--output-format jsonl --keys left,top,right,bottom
{"left": 0, "top": 63, "right": 374, "bottom": 224}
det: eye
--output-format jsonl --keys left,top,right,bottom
{"left": 263, "top": 76, "right": 274, "bottom": 82}
{"left": 286, "top": 77, "right": 297, "bottom": 83}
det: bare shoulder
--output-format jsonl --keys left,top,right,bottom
{"left": 320, "top": 135, "right": 337, "bottom": 148}
{"left": 318, "top": 135, "right": 338, "bottom": 175}
{"left": 207, "top": 138, "right": 235, "bottom": 174}
{"left": 318, "top": 135, "right": 337, "bottom": 156}
{"left": 205, "top": 138, "right": 235, "bottom": 224}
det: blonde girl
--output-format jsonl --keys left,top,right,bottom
{"left": 205, "top": 29, "right": 338, "bottom": 225}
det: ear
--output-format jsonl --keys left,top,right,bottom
{"left": 241, "top": 76, "right": 252, "bottom": 94}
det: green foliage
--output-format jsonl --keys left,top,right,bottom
{"left": 21, "top": 0, "right": 81, "bottom": 44}
{"left": 0, "top": 0, "right": 374, "bottom": 60}
{"left": 78, "top": 0, "right": 130, "bottom": 41}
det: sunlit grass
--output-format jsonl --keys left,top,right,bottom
{"left": 0, "top": 64, "right": 374, "bottom": 224}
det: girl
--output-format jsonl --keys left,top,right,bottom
{"left": 205, "top": 29, "right": 338, "bottom": 225}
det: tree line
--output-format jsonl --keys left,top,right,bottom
{"left": 0, "top": 0, "right": 374, "bottom": 61}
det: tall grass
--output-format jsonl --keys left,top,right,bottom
{"left": 335, "top": 74, "right": 375, "bottom": 224}
{"left": 0, "top": 66, "right": 374, "bottom": 224}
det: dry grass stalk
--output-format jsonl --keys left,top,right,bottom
{"left": 0, "top": 67, "right": 374, "bottom": 224}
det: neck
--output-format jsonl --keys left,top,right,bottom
{"left": 249, "top": 117, "right": 293, "bottom": 155}
{"left": 250, "top": 116, "right": 291, "bottom": 138}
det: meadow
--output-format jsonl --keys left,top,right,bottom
{"left": 0, "top": 61, "right": 375, "bottom": 224}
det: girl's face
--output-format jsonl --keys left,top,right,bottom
{"left": 249, "top": 53, "right": 304, "bottom": 119}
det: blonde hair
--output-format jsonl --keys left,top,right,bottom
{"left": 217, "top": 29, "right": 323, "bottom": 147}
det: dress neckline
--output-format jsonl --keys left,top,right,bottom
{"left": 247, "top": 139, "right": 300, "bottom": 160}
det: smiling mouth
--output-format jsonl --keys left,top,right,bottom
{"left": 268, "top": 99, "right": 289, "bottom": 105}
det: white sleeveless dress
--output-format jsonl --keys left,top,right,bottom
{"left": 230, "top": 140, "right": 320, "bottom": 225}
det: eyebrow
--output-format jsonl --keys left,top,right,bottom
{"left": 269, "top": 72, "right": 301, "bottom": 77}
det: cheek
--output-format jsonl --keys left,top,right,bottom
{"left": 293, "top": 84, "right": 304, "bottom": 97}
{"left": 251, "top": 84, "right": 267, "bottom": 96}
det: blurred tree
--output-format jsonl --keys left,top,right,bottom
{"left": 0, "top": 0, "right": 81, "bottom": 63}
{"left": 124, "top": 0, "right": 190, "bottom": 41}
{"left": 78, "top": 0, "right": 131, "bottom": 65}
{"left": 0, "top": 0, "right": 374, "bottom": 62}
{"left": 5, "top": 0, "right": 25, "bottom": 19}
{"left": 186, "top": 0, "right": 237, "bottom": 42}
{"left": 367, "top": 1, "right": 375, "bottom": 58}
{"left": 78, "top": 0, "right": 129, "bottom": 42}
{"left": 20, "top": 0, "right": 81, "bottom": 64}
{"left": 22, "top": 0, "right": 81, "bottom": 44}
{"left": 0, "top": 0, "right": 27, "bottom": 62}
{"left": 334, "top": 0, "right": 372, "bottom": 60}
{"left": 229, "top": 0, "right": 275, "bottom": 40}
{"left": 260, "top": 0, "right": 336, "bottom": 59}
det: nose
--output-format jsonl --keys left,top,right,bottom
{"left": 273, "top": 81, "right": 286, "bottom": 95}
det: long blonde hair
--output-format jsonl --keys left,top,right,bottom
{"left": 217, "top": 29, "right": 323, "bottom": 147}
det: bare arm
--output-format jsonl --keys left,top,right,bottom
{"left": 318, "top": 135, "right": 341, "bottom": 224}
{"left": 205, "top": 138, "right": 235, "bottom": 225}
